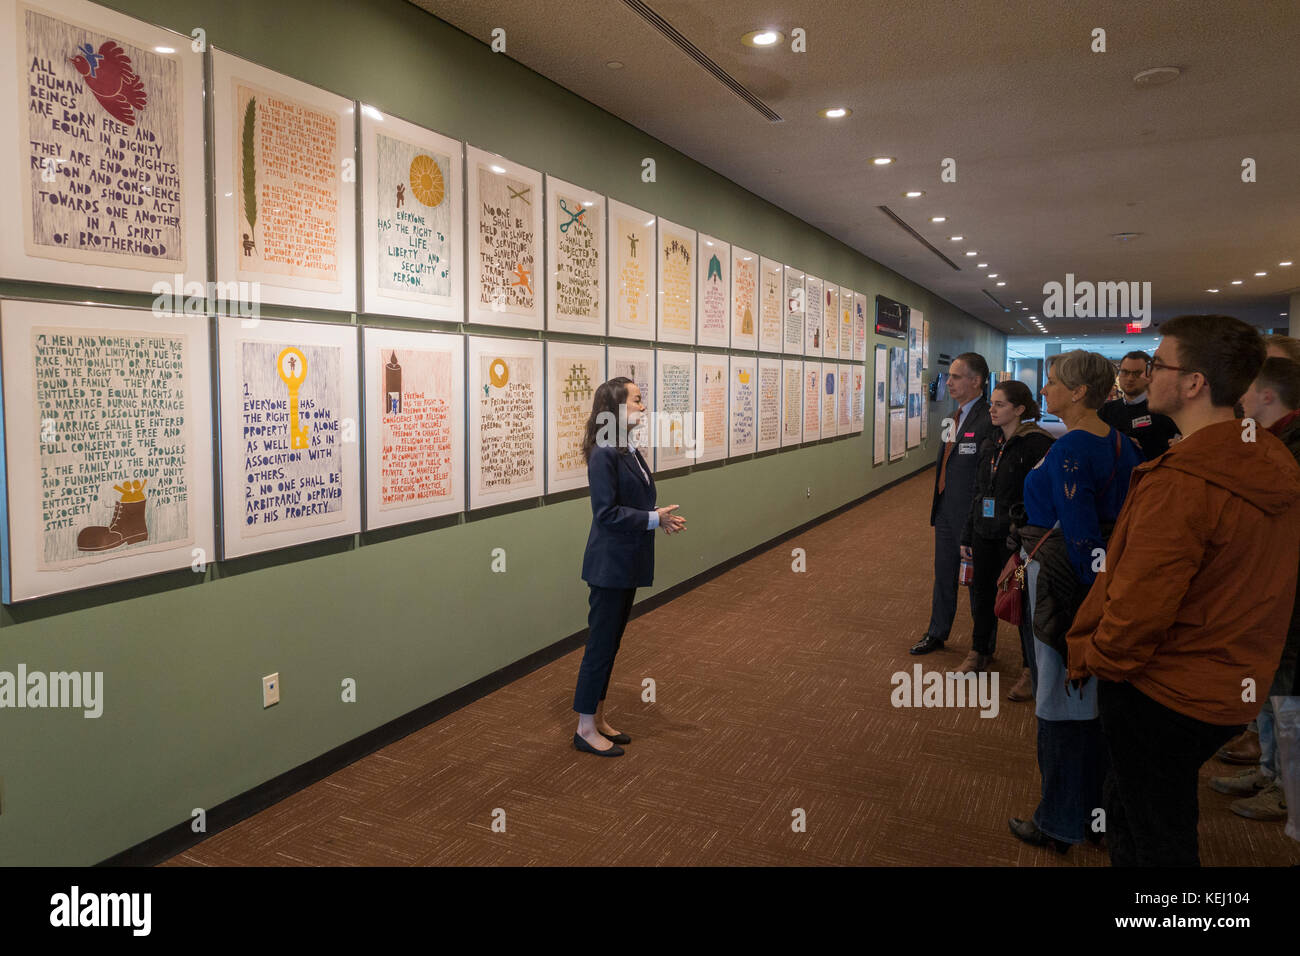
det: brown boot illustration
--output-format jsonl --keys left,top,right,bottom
{"left": 77, "top": 479, "right": 149, "bottom": 552}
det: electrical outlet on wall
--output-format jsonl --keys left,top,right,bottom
{"left": 806, "top": 487, "right": 812, "bottom": 498}
{"left": 262, "top": 673, "right": 280, "bottom": 708}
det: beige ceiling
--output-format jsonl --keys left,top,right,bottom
{"left": 410, "top": 0, "right": 1299, "bottom": 338}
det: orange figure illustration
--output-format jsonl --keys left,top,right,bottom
{"left": 77, "top": 479, "right": 149, "bottom": 552}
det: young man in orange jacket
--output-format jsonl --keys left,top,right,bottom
{"left": 1066, "top": 316, "right": 1300, "bottom": 866}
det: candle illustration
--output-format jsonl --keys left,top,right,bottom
{"left": 385, "top": 351, "right": 402, "bottom": 415}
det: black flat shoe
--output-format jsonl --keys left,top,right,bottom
{"left": 910, "top": 634, "right": 945, "bottom": 655}
{"left": 573, "top": 732, "right": 624, "bottom": 757}
{"left": 1008, "top": 817, "right": 1069, "bottom": 854}
{"left": 600, "top": 731, "right": 632, "bottom": 745}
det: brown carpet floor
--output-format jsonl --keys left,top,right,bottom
{"left": 164, "top": 470, "right": 1300, "bottom": 866}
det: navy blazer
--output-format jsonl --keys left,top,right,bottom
{"left": 581, "top": 444, "right": 657, "bottom": 589}
{"left": 930, "top": 395, "right": 996, "bottom": 526}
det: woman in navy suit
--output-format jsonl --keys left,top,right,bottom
{"left": 573, "top": 377, "right": 686, "bottom": 756}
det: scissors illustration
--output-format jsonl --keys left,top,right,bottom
{"left": 559, "top": 198, "right": 586, "bottom": 233}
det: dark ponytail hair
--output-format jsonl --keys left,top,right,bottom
{"left": 994, "top": 379, "right": 1041, "bottom": 422}
{"left": 582, "top": 377, "right": 634, "bottom": 463}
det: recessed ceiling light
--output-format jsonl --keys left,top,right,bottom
{"left": 1281, "top": 261, "right": 1293, "bottom": 267}
{"left": 977, "top": 263, "right": 988, "bottom": 268}
{"left": 1021, "top": 307, "right": 1028, "bottom": 311}
{"left": 987, "top": 273, "right": 998, "bottom": 278}
{"left": 1255, "top": 271, "right": 1267, "bottom": 276}
{"left": 904, "top": 190, "right": 924, "bottom": 198}
{"left": 965, "top": 251, "right": 977, "bottom": 257}
{"left": 872, "top": 157, "right": 894, "bottom": 166}
{"left": 820, "top": 107, "right": 851, "bottom": 119}
{"left": 742, "top": 29, "right": 783, "bottom": 47}
{"left": 930, "top": 216, "right": 946, "bottom": 223}
{"left": 1014, "top": 300, "right": 1022, "bottom": 304}
{"left": 996, "top": 281, "right": 1007, "bottom": 286}
{"left": 605, "top": 60, "right": 624, "bottom": 70}
{"left": 1133, "top": 66, "right": 1181, "bottom": 88}
{"left": 950, "top": 236, "right": 964, "bottom": 241}
{"left": 1206, "top": 288, "right": 1219, "bottom": 293}
{"left": 1231, "top": 280, "right": 1243, "bottom": 285}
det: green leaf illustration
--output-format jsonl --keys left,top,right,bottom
{"left": 241, "top": 97, "right": 257, "bottom": 231}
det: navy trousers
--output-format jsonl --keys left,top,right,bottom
{"left": 926, "top": 508, "right": 964, "bottom": 641}
{"left": 573, "top": 585, "right": 636, "bottom": 715}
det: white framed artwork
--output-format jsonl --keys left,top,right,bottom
{"left": 839, "top": 288, "right": 855, "bottom": 360}
{"left": 607, "top": 198, "right": 654, "bottom": 340}
{"left": 823, "top": 283, "right": 839, "bottom": 359}
{"left": 783, "top": 266, "right": 804, "bottom": 355}
{"left": 656, "top": 218, "right": 695, "bottom": 344}
{"left": 781, "top": 358, "right": 802, "bottom": 447}
{"left": 0, "top": 0, "right": 206, "bottom": 293}
{"left": 728, "top": 354, "right": 757, "bottom": 457}
{"left": 756, "top": 357, "right": 782, "bottom": 453}
{"left": 211, "top": 48, "right": 356, "bottom": 312}
{"left": 695, "top": 352, "right": 728, "bottom": 464}
{"left": 804, "top": 274, "right": 823, "bottom": 357}
{"left": 546, "top": 175, "right": 604, "bottom": 335}
{"left": 465, "top": 145, "right": 543, "bottom": 330}
{"left": 362, "top": 326, "right": 464, "bottom": 530}
{"left": 360, "top": 107, "right": 463, "bottom": 322}
{"left": 802, "top": 360, "right": 821, "bottom": 443}
{"left": 216, "top": 315, "right": 360, "bottom": 558}
{"left": 696, "top": 233, "right": 729, "bottom": 348}
{"left": 467, "top": 335, "right": 544, "bottom": 507}
{"left": 822, "top": 361, "right": 838, "bottom": 437}
{"left": 758, "top": 257, "right": 783, "bottom": 354}
{"left": 654, "top": 348, "right": 694, "bottom": 470}
{"left": 731, "top": 246, "right": 758, "bottom": 350}
{"left": 547, "top": 341, "right": 605, "bottom": 493}
{"left": 837, "top": 364, "right": 852, "bottom": 433}
{"left": 853, "top": 291, "right": 868, "bottom": 362}
{"left": 0, "top": 299, "right": 213, "bottom": 602}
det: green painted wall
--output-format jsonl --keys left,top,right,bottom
{"left": 0, "top": 0, "right": 1004, "bottom": 865}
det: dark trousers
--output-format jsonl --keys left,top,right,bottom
{"left": 1033, "top": 716, "right": 1108, "bottom": 844}
{"left": 1098, "top": 679, "right": 1243, "bottom": 866}
{"left": 926, "top": 507, "right": 964, "bottom": 641}
{"left": 573, "top": 585, "right": 636, "bottom": 715}
{"left": 970, "top": 534, "right": 1013, "bottom": 657}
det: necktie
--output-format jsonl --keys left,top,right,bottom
{"left": 938, "top": 405, "right": 962, "bottom": 495}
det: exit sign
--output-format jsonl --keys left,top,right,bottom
{"left": 1126, "top": 322, "right": 1142, "bottom": 334}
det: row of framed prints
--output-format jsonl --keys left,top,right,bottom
{"left": 0, "top": 298, "right": 867, "bottom": 603}
{"left": 0, "top": 0, "right": 873, "bottom": 357}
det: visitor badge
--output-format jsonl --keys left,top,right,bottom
{"left": 1132, "top": 415, "right": 1152, "bottom": 428}
{"left": 982, "top": 497, "right": 995, "bottom": 517}
{"left": 958, "top": 442, "right": 977, "bottom": 455}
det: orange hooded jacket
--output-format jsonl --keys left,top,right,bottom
{"left": 1066, "top": 418, "right": 1300, "bottom": 724}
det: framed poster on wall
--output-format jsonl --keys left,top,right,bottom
{"left": 546, "top": 341, "right": 605, "bottom": 493}
{"left": 697, "top": 234, "right": 729, "bottom": 348}
{"left": 731, "top": 247, "right": 758, "bottom": 350}
{"left": 889, "top": 408, "right": 906, "bottom": 462}
{"left": 361, "top": 326, "right": 464, "bottom": 530}
{"left": 823, "top": 283, "right": 839, "bottom": 360}
{"left": 783, "top": 266, "right": 804, "bottom": 354}
{"left": 839, "top": 289, "right": 855, "bottom": 360}
{"left": 467, "top": 335, "right": 544, "bottom": 507}
{"left": 780, "top": 358, "right": 802, "bottom": 447}
{"left": 654, "top": 348, "right": 695, "bottom": 469}
{"left": 873, "top": 345, "right": 887, "bottom": 464}
{"left": 0, "top": 300, "right": 214, "bottom": 602}
{"left": 756, "top": 357, "right": 782, "bottom": 452}
{"left": 656, "top": 218, "right": 695, "bottom": 344}
{"left": 758, "top": 257, "right": 784, "bottom": 353}
{"left": 607, "top": 198, "right": 654, "bottom": 340}
{"left": 217, "top": 315, "right": 360, "bottom": 559}
{"left": 0, "top": 0, "right": 207, "bottom": 293}
{"left": 695, "top": 352, "right": 728, "bottom": 463}
{"left": 804, "top": 274, "right": 823, "bottom": 357}
{"left": 212, "top": 48, "right": 356, "bottom": 312}
{"left": 802, "top": 360, "right": 821, "bottom": 443}
{"left": 729, "top": 354, "right": 757, "bottom": 457}
{"left": 546, "top": 175, "right": 604, "bottom": 335}
{"left": 853, "top": 292, "right": 868, "bottom": 361}
{"left": 466, "top": 146, "right": 543, "bottom": 329}
{"left": 360, "top": 107, "right": 463, "bottom": 322}
{"left": 907, "top": 308, "right": 923, "bottom": 448}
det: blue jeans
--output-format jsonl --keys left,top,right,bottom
{"left": 1033, "top": 715, "right": 1110, "bottom": 844}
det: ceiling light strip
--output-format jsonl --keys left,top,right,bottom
{"left": 619, "top": 0, "right": 782, "bottom": 121}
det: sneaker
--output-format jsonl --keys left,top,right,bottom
{"left": 1209, "top": 768, "right": 1267, "bottom": 796}
{"left": 1230, "top": 781, "right": 1287, "bottom": 821}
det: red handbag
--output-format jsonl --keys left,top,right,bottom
{"left": 994, "top": 530, "right": 1052, "bottom": 625}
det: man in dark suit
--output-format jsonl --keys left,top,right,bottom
{"left": 912, "top": 352, "right": 997, "bottom": 655}
{"left": 1098, "top": 350, "right": 1180, "bottom": 460}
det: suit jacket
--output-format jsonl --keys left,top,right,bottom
{"left": 581, "top": 444, "right": 657, "bottom": 589}
{"left": 930, "top": 395, "right": 995, "bottom": 526}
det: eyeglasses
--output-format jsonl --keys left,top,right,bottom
{"left": 1147, "top": 358, "right": 1193, "bottom": 376}
{"left": 1117, "top": 369, "right": 1146, "bottom": 378}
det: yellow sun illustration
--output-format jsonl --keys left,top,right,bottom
{"left": 409, "top": 154, "right": 445, "bottom": 207}
{"left": 489, "top": 358, "right": 509, "bottom": 388}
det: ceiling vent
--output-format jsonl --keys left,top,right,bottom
{"left": 618, "top": 0, "right": 782, "bottom": 121}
